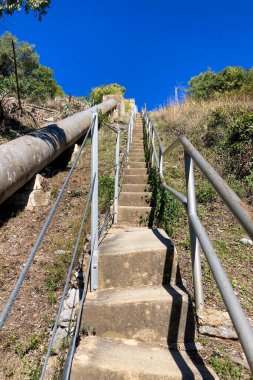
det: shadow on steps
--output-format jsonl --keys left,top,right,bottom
{"left": 152, "top": 228, "right": 216, "bottom": 379}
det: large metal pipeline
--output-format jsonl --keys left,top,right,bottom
{"left": 0, "top": 99, "right": 116, "bottom": 204}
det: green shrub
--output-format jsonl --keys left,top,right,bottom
{"left": 148, "top": 168, "right": 181, "bottom": 236}
{"left": 188, "top": 66, "right": 253, "bottom": 100}
{"left": 98, "top": 174, "right": 114, "bottom": 214}
{"left": 196, "top": 181, "right": 216, "bottom": 203}
{"left": 203, "top": 106, "right": 253, "bottom": 182}
{"left": 0, "top": 32, "right": 63, "bottom": 103}
{"left": 89, "top": 83, "right": 125, "bottom": 104}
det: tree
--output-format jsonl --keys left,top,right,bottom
{"left": 188, "top": 66, "right": 253, "bottom": 100}
{"left": 89, "top": 83, "right": 126, "bottom": 104}
{"left": 0, "top": 0, "right": 51, "bottom": 20}
{"left": 0, "top": 32, "right": 63, "bottom": 103}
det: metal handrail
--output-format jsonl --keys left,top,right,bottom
{"left": 142, "top": 110, "right": 253, "bottom": 372}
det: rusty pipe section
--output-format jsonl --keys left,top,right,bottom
{"left": 0, "top": 99, "right": 116, "bottom": 204}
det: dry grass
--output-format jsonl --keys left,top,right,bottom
{"left": 151, "top": 95, "right": 253, "bottom": 137}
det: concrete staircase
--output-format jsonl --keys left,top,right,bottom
{"left": 118, "top": 115, "right": 153, "bottom": 225}
{"left": 71, "top": 114, "right": 218, "bottom": 379}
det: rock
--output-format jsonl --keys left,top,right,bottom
{"left": 44, "top": 117, "right": 54, "bottom": 122}
{"left": 199, "top": 325, "right": 237, "bottom": 339}
{"left": 52, "top": 327, "right": 68, "bottom": 353}
{"left": 66, "top": 288, "right": 79, "bottom": 308}
{"left": 229, "top": 353, "right": 250, "bottom": 370}
{"left": 59, "top": 309, "right": 75, "bottom": 325}
{"left": 54, "top": 249, "right": 68, "bottom": 255}
{"left": 198, "top": 308, "right": 253, "bottom": 340}
{"left": 26, "top": 189, "right": 50, "bottom": 210}
{"left": 240, "top": 237, "right": 253, "bottom": 246}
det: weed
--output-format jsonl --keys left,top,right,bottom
{"left": 98, "top": 174, "right": 114, "bottom": 214}
{"left": 45, "top": 249, "right": 72, "bottom": 303}
{"left": 81, "top": 322, "right": 96, "bottom": 336}
{"left": 50, "top": 187, "right": 58, "bottom": 198}
{"left": 209, "top": 348, "right": 243, "bottom": 379}
{"left": 27, "top": 365, "right": 42, "bottom": 380}
{"left": 15, "top": 334, "right": 42, "bottom": 358}
{"left": 3, "top": 334, "right": 19, "bottom": 349}
{"left": 69, "top": 189, "right": 85, "bottom": 197}
{"left": 196, "top": 181, "right": 216, "bottom": 204}
{"left": 5, "top": 367, "right": 14, "bottom": 377}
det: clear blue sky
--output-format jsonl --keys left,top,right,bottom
{"left": 0, "top": 0, "right": 253, "bottom": 109}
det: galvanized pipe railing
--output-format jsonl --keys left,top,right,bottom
{"left": 142, "top": 110, "right": 253, "bottom": 372}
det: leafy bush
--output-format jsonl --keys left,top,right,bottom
{"left": 188, "top": 66, "right": 253, "bottom": 100}
{"left": 203, "top": 106, "right": 253, "bottom": 178}
{"left": 201, "top": 105, "right": 253, "bottom": 201}
{"left": 89, "top": 83, "right": 125, "bottom": 104}
{"left": 148, "top": 168, "right": 181, "bottom": 236}
{"left": 0, "top": 32, "right": 63, "bottom": 103}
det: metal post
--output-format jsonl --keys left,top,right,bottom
{"left": 130, "top": 113, "right": 134, "bottom": 144}
{"left": 159, "top": 148, "right": 163, "bottom": 177}
{"left": 127, "top": 119, "right": 131, "bottom": 157}
{"left": 184, "top": 151, "right": 204, "bottom": 312}
{"left": 148, "top": 119, "right": 151, "bottom": 146}
{"left": 91, "top": 113, "right": 99, "bottom": 292}
{"left": 151, "top": 129, "right": 155, "bottom": 167}
{"left": 114, "top": 131, "right": 120, "bottom": 224}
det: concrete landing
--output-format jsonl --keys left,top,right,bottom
{"left": 71, "top": 336, "right": 218, "bottom": 380}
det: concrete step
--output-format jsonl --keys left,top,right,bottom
{"left": 71, "top": 336, "right": 218, "bottom": 380}
{"left": 117, "top": 205, "right": 153, "bottom": 225}
{"left": 131, "top": 145, "right": 143, "bottom": 149}
{"left": 119, "top": 191, "right": 151, "bottom": 206}
{"left": 126, "top": 161, "right": 146, "bottom": 168}
{"left": 98, "top": 227, "right": 178, "bottom": 289}
{"left": 130, "top": 149, "right": 145, "bottom": 154}
{"left": 131, "top": 144, "right": 143, "bottom": 148}
{"left": 125, "top": 168, "right": 147, "bottom": 176}
{"left": 131, "top": 146, "right": 144, "bottom": 150}
{"left": 123, "top": 174, "right": 148, "bottom": 184}
{"left": 121, "top": 184, "right": 150, "bottom": 192}
{"left": 82, "top": 284, "right": 195, "bottom": 345}
{"left": 128, "top": 155, "right": 146, "bottom": 162}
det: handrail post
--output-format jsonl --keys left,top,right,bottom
{"left": 91, "top": 112, "right": 99, "bottom": 292}
{"left": 114, "top": 130, "right": 120, "bottom": 224}
{"left": 148, "top": 119, "right": 152, "bottom": 147}
{"left": 126, "top": 118, "right": 131, "bottom": 157}
{"left": 184, "top": 151, "right": 204, "bottom": 312}
{"left": 151, "top": 129, "right": 155, "bottom": 167}
{"left": 130, "top": 113, "right": 133, "bottom": 144}
{"left": 159, "top": 148, "right": 163, "bottom": 177}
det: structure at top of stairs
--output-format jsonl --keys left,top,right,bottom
{"left": 70, "top": 113, "right": 218, "bottom": 379}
